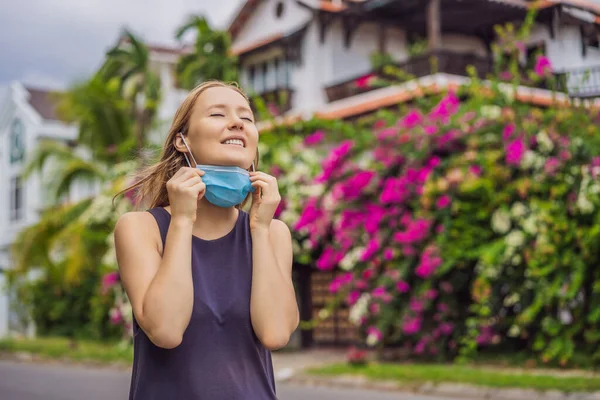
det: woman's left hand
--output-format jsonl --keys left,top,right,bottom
{"left": 249, "top": 171, "right": 281, "bottom": 231}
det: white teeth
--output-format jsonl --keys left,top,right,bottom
{"left": 224, "top": 139, "right": 244, "bottom": 147}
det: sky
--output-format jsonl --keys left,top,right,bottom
{"left": 0, "top": 0, "right": 244, "bottom": 90}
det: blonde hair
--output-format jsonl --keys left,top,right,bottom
{"left": 116, "top": 80, "right": 259, "bottom": 210}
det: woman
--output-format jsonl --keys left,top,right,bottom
{"left": 114, "top": 81, "right": 299, "bottom": 400}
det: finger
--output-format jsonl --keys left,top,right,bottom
{"left": 249, "top": 171, "right": 275, "bottom": 180}
{"left": 181, "top": 176, "right": 203, "bottom": 188}
{"left": 187, "top": 181, "right": 206, "bottom": 196}
{"left": 251, "top": 181, "right": 269, "bottom": 198}
{"left": 173, "top": 168, "right": 198, "bottom": 182}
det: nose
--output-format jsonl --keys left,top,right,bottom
{"left": 229, "top": 115, "right": 244, "bottom": 131}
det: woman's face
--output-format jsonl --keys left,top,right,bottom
{"left": 179, "top": 86, "right": 258, "bottom": 169}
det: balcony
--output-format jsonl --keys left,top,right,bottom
{"left": 555, "top": 66, "right": 600, "bottom": 99}
{"left": 324, "top": 50, "right": 493, "bottom": 103}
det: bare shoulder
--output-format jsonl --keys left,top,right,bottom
{"left": 114, "top": 211, "right": 162, "bottom": 252}
{"left": 269, "top": 219, "right": 291, "bottom": 238}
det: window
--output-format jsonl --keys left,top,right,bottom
{"left": 10, "top": 176, "right": 23, "bottom": 222}
{"left": 10, "top": 118, "right": 25, "bottom": 164}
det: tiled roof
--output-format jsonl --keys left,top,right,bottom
{"left": 25, "top": 87, "right": 60, "bottom": 121}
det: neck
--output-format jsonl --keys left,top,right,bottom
{"left": 194, "top": 197, "right": 238, "bottom": 229}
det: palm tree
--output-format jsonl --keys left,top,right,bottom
{"left": 55, "top": 74, "right": 134, "bottom": 161}
{"left": 103, "top": 29, "right": 161, "bottom": 150}
{"left": 175, "top": 15, "right": 239, "bottom": 88}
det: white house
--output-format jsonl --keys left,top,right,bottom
{"left": 228, "top": 0, "right": 600, "bottom": 124}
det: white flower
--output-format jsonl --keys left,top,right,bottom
{"left": 510, "top": 202, "right": 528, "bottom": 219}
{"left": 508, "top": 325, "right": 521, "bottom": 337}
{"left": 577, "top": 192, "right": 594, "bottom": 214}
{"left": 498, "top": 84, "right": 515, "bottom": 103}
{"left": 511, "top": 254, "right": 522, "bottom": 265}
{"left": 506, "top": 230, "right": 525, "bottom": 248}
{"left": 481, "top": 105, "right": 501, "bottom": 119}
{"left": 522, "top": 215, "right": 538, "bottom": 235}
{"left": 491, "top": 209, "right": 511, "bottom": 234}
{"left": 503, "top": 293, "right": 520, "bottom": 307}
{"left": 301, "top": 184, "right": 325, "bottom": 197}
{"left": 349, "top": 294, "right": 371, "bottom": 326}
{"left": 318, "top": 309, "right": 330, "bottom": 320}
{"left": 559, "top": 309, "right": 573, "bottom": 325}
{"left": 366, "top": 333, "right": 379, "bottom": 347}
{"left": 536, "top": 130, "right": 554, "bottom": 154}
{"left": 339, "top": 247, "right": 364, "bottom": 271}
{"left": 521, "top": 150, "right": 537, "bottom": 169}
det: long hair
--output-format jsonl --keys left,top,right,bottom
{"left": 115, "top": 80, "right": 259, "bottom": 210}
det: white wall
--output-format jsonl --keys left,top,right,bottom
{"left": 232, "top": 0, "right": 313, "bottom": 51}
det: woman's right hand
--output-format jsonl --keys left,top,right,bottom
{"left": 166, "top": 167, "right": 205, "bottom": 223}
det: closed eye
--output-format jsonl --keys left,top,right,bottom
{"left": 210, "top": 113, "right": 225, "bottom": 117}
{"left": 242, "top": 117, "right": 254, "bottom": 122}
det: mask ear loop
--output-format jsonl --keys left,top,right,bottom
{"left": 178, "top": 132, "right": 198, "bottom": 168}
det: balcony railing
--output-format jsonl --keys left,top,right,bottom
{"left": 555, "top": 66, "right": 600, "bottom": 99}
{"left": 325, "top": 50, "right": 493, "bottom": 103}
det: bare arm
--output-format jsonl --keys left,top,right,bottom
{"left": 249, "top": 219, "right": 299, "bottom": 350}
{"left": 114, "top": 167, "right": 205, "bottom": 349}
{"left": 115, "top": 213, "right": 195, "bottom": 349}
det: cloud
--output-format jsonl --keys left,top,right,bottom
{"left": 0, "top": 0, "right": 243, "bottom": 90}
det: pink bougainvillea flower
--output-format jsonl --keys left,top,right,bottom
{"left": 380, "top": 177, "right": 411, "bottom": 204}
{"left": 102, "top": 272, "right": 119, "bottom": 294}
{"left": 409, "top": 298, "right": 424, "bottom": 312}
{"left": 274, "top": 198, "right": 286, "bottom": 219}
{"left": 295, "top": 197, "right": 322, "bottom": 231}
{"left": 362, "top": 268, "right": 375, "bottom": 280}
{"left": 469, "top": 165, "right": 482, "bottom": 177}
{"left": 374, "top": 119, "right": 386, "bottom": 129}
{"left": 369, "top": 303, "right": 381, "bottom": 315}
{"left": 360, "top": 239, "right": 380, "bottom": 262}
{"left": 439, "top": 322, "right": 455, "bottom": 335}
{"left": 430, "top": 91, "right": 460, "bottom": 122}
{"left": 384, "top": 248, "right": 394, "bottom": 261}
{"left": 534, "top": 55, "right": 552, "bottom": 77}
{"left": 366, "top": 326, "right": 383, "bottom": 340}
{"left": 304, "top": 130, "right": 325, "bottom": 146}
{"left": 394, "top": 218, "right": 432, "bottom": 244}
{"left": 436, "top": 195, "right": 451, "bottom": 209}
{"left": 505, "top": 138, "right": 525, "bottom": 166}
{"left": 347, "top": 290, "right": 361, "bottom": 306}
{"left": 355, "top": 73, "right": 377, "bottom": 88}
{"left": 425, "top": 289, "right": 438, "bottom": 300}
{"left": 402, "top": 316, "right": 422, "bottom": 335}
{"left": 316, "top": 247, "right": 343, "bottom": 270}
{"left": 385, "top": 269, "right": 400, "bottom": 280}
{"left": 315, "top": 140, "right": 354, "bottom": 183}
{"left": 415, "top": 246, "right": 442, "bottom": 278}
{"left": 502, "top": 123, "right": 516, "bottom": 141}
{"left": 396, "top": 280, "right": 410, "bottom": 293}
{"left": 109, "top": 307, "right": 123, "bottom": 325}
{"left": 544, "top": 157, "right": 561, "bottom": 176}
{"left": 355, "top": 279, "right": 368, "bottom": 290}
{"left": 401, "top": 110, "right": 423, "bottom": 128}
{"left": 339, "top": 170, "right": 376, "bottom": 200}
{"left": 414, "top": 338, "right": 427, "bottom": 354}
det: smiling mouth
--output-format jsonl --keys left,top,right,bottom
{"left": 222, "top": 139, "right": 245, "bottom": 148}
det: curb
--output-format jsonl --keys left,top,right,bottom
{"left": 286, "top": 374, "right": 600, "bottom": 400}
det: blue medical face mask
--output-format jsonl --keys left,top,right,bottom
{"left": 179, "top": 133, "right": 255, "bottom": 208}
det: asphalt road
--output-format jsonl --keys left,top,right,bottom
{"left": 0, "top": 360, "right": 457, "bottom": 400}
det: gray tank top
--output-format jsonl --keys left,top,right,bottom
{"left": 128, "top": 207, "right": 277, "bottom": 400}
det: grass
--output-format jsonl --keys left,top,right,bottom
{"left": 0, "top": 336, "right": 133, "bottom": 365}
{"left": 308, "top": 363, "right": 600, "bottom": 392}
